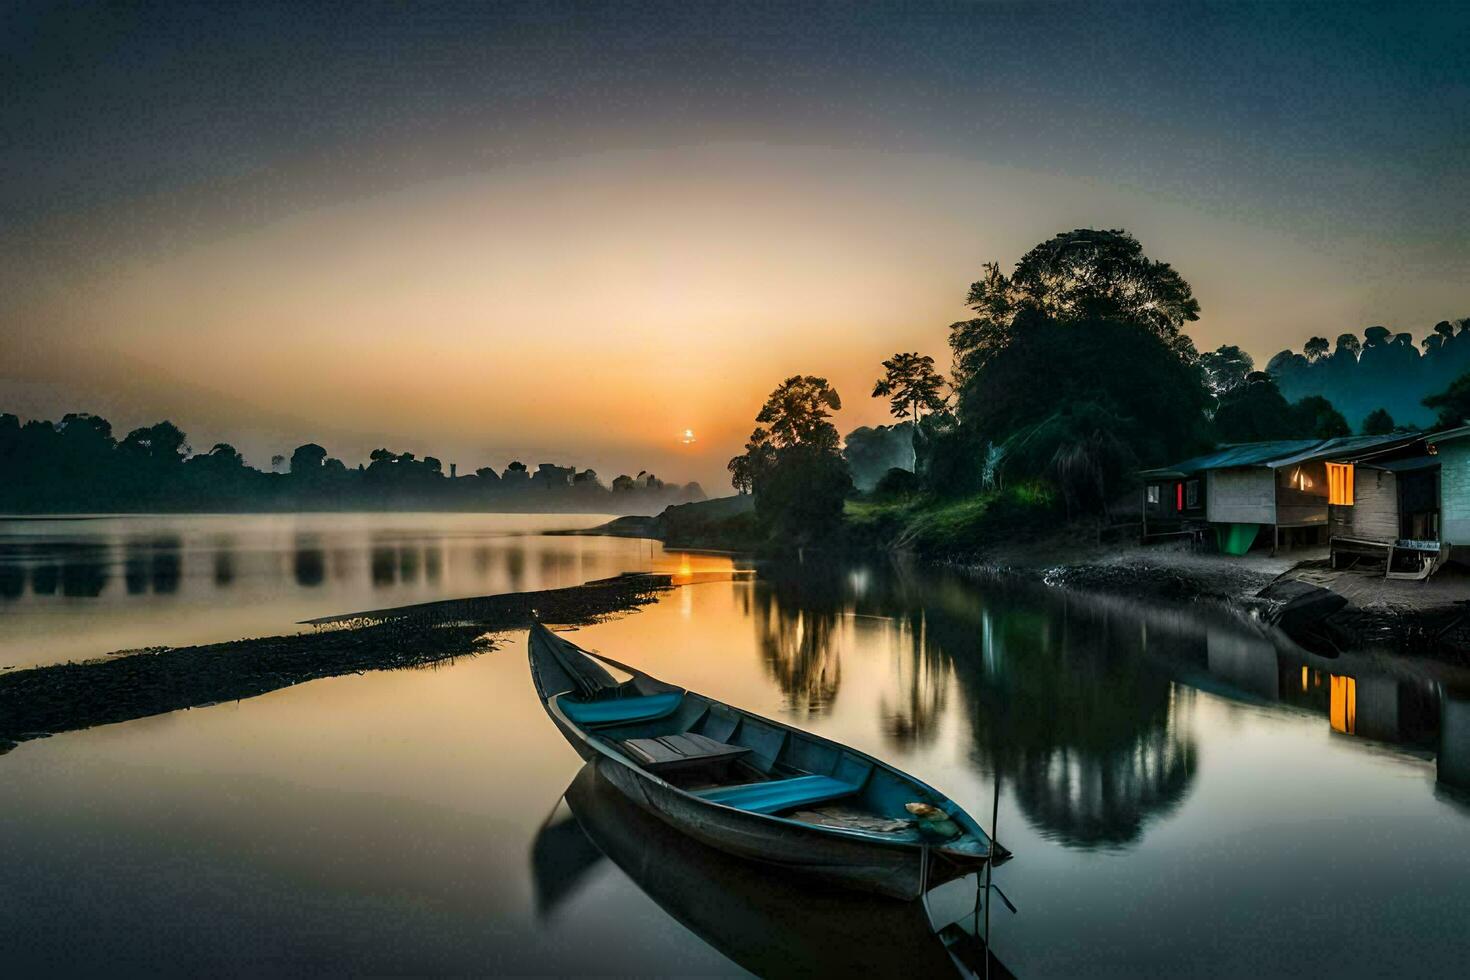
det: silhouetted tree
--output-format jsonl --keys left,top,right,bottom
{"left": 1362, "top": 408, "right": 1396, "bottom": 435}
{"left": 872, "top": 353, "right": 946, "bottom": 469}
{"left": 1291, "top": 395, "right": 1350, "bottom": 438}
{"left": 1214, "top": 375, "right": 1350, "bottom": 442}
{"left": 728, "top": 427, "right": 774, "bottom": 495}
{"left": 290, "top": 443, "right": 327, "bottom": 474}
{"left": 950, "top": 229, "right": 1200, "bottom": 388}
{"left": 754, "top": 375, "right": 843, "bottom": 451}
{"left": 732, "top": 377, "right": 852, "bottom": 540}
{"left": 1213, "top": 374, "right": 1295, "bottom": 442}
{"left": 1199, "top": 344, "right": 1254, "bottom": 399}
{"left": 1425, "top": 372, "right": 1470, "bottom": 428}
{"left": 1267, "top": 317, "right": 1470, "bottom": 430}
{"left": 962, "top": 309, "right": 1210, "bottom": 480}
{"left": 122, "top": 421, "right": 188, "bottom": 460}
{"left": 1304, "top": 336, "right": 1330, "bottom": 361}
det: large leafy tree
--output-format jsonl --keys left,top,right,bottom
{"left": 753, "top": 375, "right": 843, "bottom": 451}
{"left": 1425, "top": 371, "right": 1470, "bottom": 428}
{"left": 965, "top": 310, "right": 1211, "bottom": 486}
{"left": 121, "top": 420, "right": 188, "bottom": 461}
{"left": 943, "top": 231, "right": 1212, "bottom": 510}
{"left": 727, "top": 427, "right": 774, "bottom": 495}
{"left": 951, "top": 229, "right": 1200, "bottom": 384}
{"left": 871, "top": 352, "right": 946, "bottom": 469}
{"left": 1361, "top": 407, "right": 1396, "bottom": 435}
{"left": 730, "top": 376, "right": 852, "bottom": 540}
{"left": 1214, "top": 374, "right": 1350, "bottom": 442}
{"left": 1199, "top": 345, "right": 1254, "bottom": 400}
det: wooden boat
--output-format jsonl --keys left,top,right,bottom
{"left": 532, "top": 762, "right": 1013, "bottom": 977}
{"left": 528, "top": 622, "right": 1008, "bottom": 900}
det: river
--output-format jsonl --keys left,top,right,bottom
{"left": 2, "top": 513, "right": 1468, "bottom": 975}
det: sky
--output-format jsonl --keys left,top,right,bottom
{"left": 2, "top": 1, "right": 1467, "bottom": 489}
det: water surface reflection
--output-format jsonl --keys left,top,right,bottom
{"left": 4, "top": 530, "right": 1470, "bottom": 975}
{"left": 537, "top": 762, "right": 1011, "bottom": 978}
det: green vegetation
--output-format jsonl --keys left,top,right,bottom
{"left": 845, "top": 484, "right": 1056, "bottom": 555}
{"left": 724, "top": 226, "right": 1449, "bottom": 559}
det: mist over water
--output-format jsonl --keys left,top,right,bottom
{"left": 2, "top": 514, "right": 1469, "bottom": 975}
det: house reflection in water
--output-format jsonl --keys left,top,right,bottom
{"left": 1275, "top": 659, "right": 1442, "bottom": 747}
{"left": 1440, "top": 691, "right": 1470, "bottom": 797}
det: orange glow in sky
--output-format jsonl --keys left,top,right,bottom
{"left": 3, "top": 144, "right": 1460, "bottom": 490}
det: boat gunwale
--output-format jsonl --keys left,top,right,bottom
{"left": 530, "top": 624, "right": 996, "bottom": 860}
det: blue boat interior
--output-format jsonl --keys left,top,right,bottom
{"left": 555, "top": 686, "right": 991, "bottom": 852}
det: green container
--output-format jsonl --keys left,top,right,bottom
{"left": 1215, "top": 523, "right": 1260, "bottom": 556}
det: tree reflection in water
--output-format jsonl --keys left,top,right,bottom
{"left": 878, "top": 612, "right": 951, "bottom": 748}
{"left": 750, "top": 560, "right": 1201, "bottom": 849}
{"left": 743, "top": 562, "right": 844, "bottom": 716}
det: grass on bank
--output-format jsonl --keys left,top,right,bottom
{"left": 846, "top": 481, "right": 1057, "bottom": 554}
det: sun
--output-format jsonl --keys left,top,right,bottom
{"left": 680, "top": 428, "right": 696, "bottom": 444}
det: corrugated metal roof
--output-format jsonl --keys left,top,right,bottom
{"left": 1265, "top": 433, "right": 1421, "bottom": 469}
{"left": 1141, "top": 433, "right": 1426, "bottom": 478}
{"left": 1428, "top": 425, "right": 1470, "bottom": 445}
{"left": 1369, "top": 454, "right": 1439, "bottom": 473}
{"left": 1140, "top": 439, "right": 1320, "bottom": 478}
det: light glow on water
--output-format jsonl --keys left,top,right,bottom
{"left": 3, "top": 515, "right": 1470, "bottom": 974}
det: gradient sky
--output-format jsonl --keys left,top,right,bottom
{"left": 2, "top": 1, "right": 1466, "bottom": 489}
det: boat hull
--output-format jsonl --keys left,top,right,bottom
{"left": 592, "top": 753, "right": 958, "bottom": 900}
{"left": 527, "top": 623, "right": 995, "bottom": 901}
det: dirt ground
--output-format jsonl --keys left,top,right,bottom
{"left": 974, "top": 531, "right": 1470, "bottom": 660}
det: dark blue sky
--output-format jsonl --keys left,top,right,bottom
{"left": 5, "top": 1, "right": 1465, "bottom": 246}
{"left": 2, "top": 1, "right": 1467, "bottom": 483}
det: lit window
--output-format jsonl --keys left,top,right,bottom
{"left": 1326, "top": 462, "right": 1354, "bottom": 505}
{"left": 1147, "top": 485, "right": 1160, "bottom": 505}
{"left": 1330, "top": 675, "right": 1357, "bottom": 735}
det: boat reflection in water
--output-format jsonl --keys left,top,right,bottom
{"left": 533, "top": 762, "right": 1014, "bottom": 978}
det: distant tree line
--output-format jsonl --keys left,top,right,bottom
{"left": 0, "top": 413, "right": 704, "bottom": 514}
{"left": 729, "top": 228, "right": 1470, "bottom": 535}
{"left": 1263, "top": 322, "right": 1470, "bottom": 432}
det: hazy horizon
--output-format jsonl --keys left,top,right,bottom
{"left": 4, "top": 1, "right": 1466, "bottom": 489}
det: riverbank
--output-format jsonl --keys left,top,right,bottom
{"left": 580, "top": 494, "right": 1470, "bottom": 660}
{"left": 0, "top": 572, "right": 672, "bottom": 754}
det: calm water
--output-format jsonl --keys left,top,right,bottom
{"left": 3, "top": 514, "right": 1470, "bottom": 975}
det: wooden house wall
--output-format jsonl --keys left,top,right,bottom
{"left": 1441, "top": 441, "right": 1470, "bottom": 546}
{"left": 1328, "top": 467, "right": 1397, "bottom": 543}
{"left": 1274, "top": 460, "right": 1329, "bottom": 526}
{"left": 1440, "top": 691, "right": 1470, "bottom": 794}
{"left": 1205, "top": 468, "right": 1274, "bottom": 524}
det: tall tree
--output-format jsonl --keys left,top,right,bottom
{"left": 730, "top": 377, "right": 852, "bottom": 541}
{"left": 728, "top": 427, "right": 774, "bottom": 495}
{"left": 1199, "top": 345, "right": 1254, "bottom": 400}
{"left": 1304, "top": 336, "right": 1330, "bottom": 361}
{"left": 950, "top": 229, "right": 1201, "bottom": 382}
{"left": 871, "top": 352, "right": 946, "bottom": 469}
{"left": 754, "top": 375, "right": 843, "bottom": 451}
{"left": 1425, "top": 372, "right": 1470, "bottom": 428}
{"left": 1361, "top": 408, "right": 1395, "bottom": 435}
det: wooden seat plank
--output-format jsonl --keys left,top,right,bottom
{"left": 621, "top": 732, "right": 751, "bottom": 772}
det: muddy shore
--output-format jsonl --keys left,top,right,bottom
{"left": 584, "top": 509, "right": 1470, "bottom": 662}
{"left": 0, "top": 572, "right": 671, "bottom": 754}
